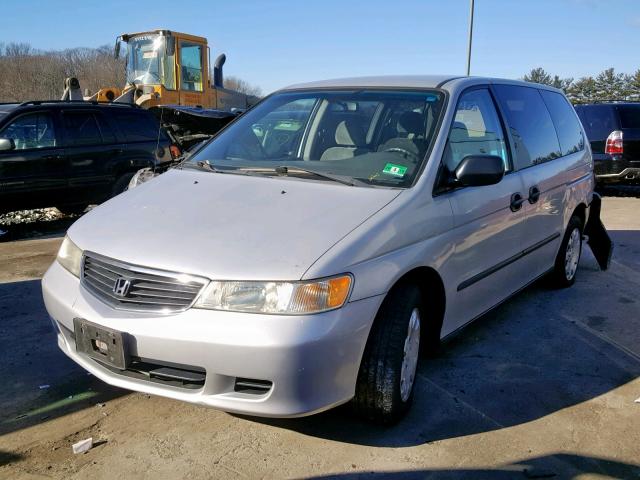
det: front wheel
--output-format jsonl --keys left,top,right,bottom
{"left": 352, "top": 284, "right": 423, "bottom": 424}
{"left": 111, "top": 172, "right": 136, "bottom": 198}
{"left": 549, "top": 215, "right": 583, "bottom": 288}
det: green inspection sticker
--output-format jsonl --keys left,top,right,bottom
{"left": 382, "top": 163, "right": 408, "bottom": 177}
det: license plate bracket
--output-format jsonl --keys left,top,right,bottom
{"left": 74, "top": 318, "right": 129, "bottom": 370}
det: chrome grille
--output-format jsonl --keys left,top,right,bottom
{"left": 81, "top": 252, "right": 208, "bottom": 313}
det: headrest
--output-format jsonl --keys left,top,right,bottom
{"left": 397, "top": 111, "right": 424, "bottom": 136}
{"left": 335, "top": 119, "right": 366, "bottom": 146}
{"left": 450, "top": 121, "right": 471, "bottom": 140}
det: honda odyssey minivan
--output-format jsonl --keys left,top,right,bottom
{"left": 42, "top": 76, "right": 607, "bottom": 423}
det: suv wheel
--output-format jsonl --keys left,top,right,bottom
{"left": 549, "top": 215, "right": 583, "bottom": 288}
{"left": 112, "top": 172, "right": 136, "bottom": 197}
{"left": 55, "top": 204, "right": 88, "bottom": 215}
{"left": 352, "top": 284, "right": 422, "bottom": 424}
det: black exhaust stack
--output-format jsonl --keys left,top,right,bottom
{"left": 213, "top": 54, "right": 226, "bottom": 88}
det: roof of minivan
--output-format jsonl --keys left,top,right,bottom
{"left": 282, "top": 75, "right": 565, "bottom": 94}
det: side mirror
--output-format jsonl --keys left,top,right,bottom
{"left": 0, "top": 138, "right": 15, "bottom": 151}
{"left": 454, "top": 155, "right": 505, "bottom": 187}
{"left": 114, "top": 38, "right": 121, "bottom": 59}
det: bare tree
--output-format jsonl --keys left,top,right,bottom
{"left": 224, "top": 75, "right": 262, "bottom": 97}
{"left": 0, "top": 42, "right": 125, "bottom": 102}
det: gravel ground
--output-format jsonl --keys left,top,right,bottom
{"left": 0, "top": 208, "right": 81, "bottom": 242}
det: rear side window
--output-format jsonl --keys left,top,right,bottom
{"left": 112, "top": 111, "right": 164, "bottom": 142}
{"left": 540, "top": 90, "right": 585, "bottom": 156}
{"left": 63, "top": 111, "right": 104, "bottom": 146}
{"left": 574, "top": 105, "right": 618, "bottom": 141}
{"left": 617, "top": 105, "right": 640, "bottom": 129}
{"left": 494, "top": 85, "right": 561, "bottom": 169}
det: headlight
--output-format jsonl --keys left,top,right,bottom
{"left": 57, "top": 235, "right": 83, "bottom": 277}
{"left": 127, "top": 168, "right": 158, "bottom": 190}
{"left": 194, "top": 275, "right": 352, "bottom": 314}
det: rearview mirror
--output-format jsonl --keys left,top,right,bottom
{"left": 454, "top": 155, "right": 505, "bottom": 187}
{"left": 0, "top": 138, "right": 15, "bottom": 151}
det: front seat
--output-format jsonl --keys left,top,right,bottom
{"left": 378, "top": 111, "right": 425, "bottom": 158}
{"left": 320, "top": 119, "right": 367, "bottom": 161}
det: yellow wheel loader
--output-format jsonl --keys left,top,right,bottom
{"left": 61, "top": 30, "right": 258, "bottom": 148}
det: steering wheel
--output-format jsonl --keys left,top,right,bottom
{"left": 383, "top": 147, "right": 419, "bottom": 162}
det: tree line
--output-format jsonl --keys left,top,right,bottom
{"left": 0, "top": 42, "right": 261, "bottom": 102}
{"left": 523, "top": 67, "right": 640, "bottom": 104}
{"left": 0, "top": 42, "right": 635, "bottom": 105}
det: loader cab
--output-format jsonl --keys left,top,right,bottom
{"left": 120, "top": 30, "right": 210, "bottom": 108}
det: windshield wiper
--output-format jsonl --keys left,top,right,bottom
{"left": 188, "top": 160, "right": 261, "bottom": 177}
{"left": 272, "top": 166, "right": 367, "bottom": 187}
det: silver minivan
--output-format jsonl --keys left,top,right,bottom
{"left": 42, "top": 76, "right": 608, "bottom": 423}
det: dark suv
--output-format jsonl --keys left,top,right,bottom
{"left": 575, "top": 102, "right": 640, "bottom": 184}
{"left": 0, "top": 101, "right": 176, "bottom": 214}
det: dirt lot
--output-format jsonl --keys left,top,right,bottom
{"left": 1, "top": 195, "right": 639, "bottom": 479}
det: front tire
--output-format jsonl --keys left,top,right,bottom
{"left": 111, "top": 172, "right": 136, "bottom": 198}
{"left": 549, "top": 215, "right": 583, "bottom": 288}
{"left": 352, "top": 284, "right": 423, "bottom": 424}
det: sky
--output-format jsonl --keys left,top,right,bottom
{"left": 2, "top": 0, "right": 639, "bottom": 94}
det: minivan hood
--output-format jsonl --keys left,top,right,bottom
{"left": 68, "top": 169, "right": 402, "bottom": 281}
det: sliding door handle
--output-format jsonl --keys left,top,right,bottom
{"left": 510, "top": 192, "right": 525, "bottom": 212}
{"left": 528, "top": 185, "right": 541, "bottom": 204}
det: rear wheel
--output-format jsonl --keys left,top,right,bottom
{"left": 352, "top": 284, "right": 423, "bottom": 424}
{"left": 549, "top": 215, "right": 583, "bottom": 288}
{"left": 55, "top": 204, "right": 88, "bottom": 215}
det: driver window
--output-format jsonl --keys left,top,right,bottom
{"left": 0, "top": 113, "right": 56, "bottom": 150}
{"left": 180, "top": 42, "right": 203, "bottom": 92}
{"left": 443, "top": 89, "right": 509, "bottom": 174}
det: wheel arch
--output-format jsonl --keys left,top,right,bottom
{"left": 572, "top": 202, "right": 587, "bottom": 229}
{"left": 366, "top": 266, "right": 447, "bottom": 351}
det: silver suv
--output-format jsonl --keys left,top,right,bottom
{"left": 42, "top": 76, "right": 606, "bottom": 423}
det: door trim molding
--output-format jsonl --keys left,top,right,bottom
{"left": 457, "top": 232, "right": 561, "bottom": 291}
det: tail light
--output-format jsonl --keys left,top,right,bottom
{"left": 605, "top": 130, "right": 623, "bottom": 155}
{"left": 169, "top": 144, "right": 182, "bottom": 159}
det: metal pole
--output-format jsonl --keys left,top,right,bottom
{"left": 466, "top": 0, "right": 475, "bottom": 76}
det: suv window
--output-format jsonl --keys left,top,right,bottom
{"left": 494, "top": 85, "right": 561, "bottom": 168}
{"left": 617, "top": 105, "right": 640, "bottom": 129}
{"left": 63, "top": 111, "right": 104, "bottom": 146}
{"left": 574, "top": 105, "right": 618, "bottom": 142}
{"left": 113, "top": 111, "right": 163, "bottom": 142}
{"left": 540, "top": 90, "right": 585, "bottom": 156}
{"left": 0, "top": 112, "right": 56, "bottom": 150}
{"left": 95, "top": 113, "right": 117, "bottom": 144}
{"left": 442, "top": 88, "right": 509, "bottom": 174}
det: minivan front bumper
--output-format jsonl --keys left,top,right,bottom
{"left": 42, "top": 261, "right": 382, "bottom": 417}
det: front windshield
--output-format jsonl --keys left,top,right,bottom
{"left": 125, "top": 34, "right": 176, "bottom": 89}
{"left": 188, "top": 89, "right": 445, "bottom": 188}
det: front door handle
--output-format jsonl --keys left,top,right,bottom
{"left": 528, "top": 185, "right": 541, "bottom": 204}
{"left": 510, "top": 192, "right": 525, "bottom": 212}
{"left": 43, "top": 154, "right": 64, "bottom": 161}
